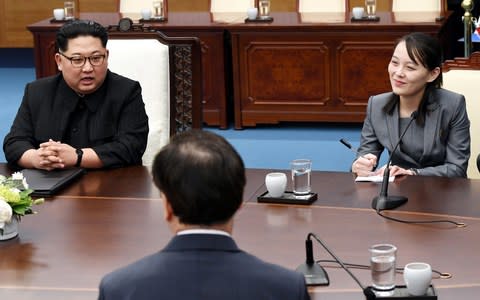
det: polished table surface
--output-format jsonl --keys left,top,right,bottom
{"left": 0, "top": 165, "right": 479, "bottom": 299}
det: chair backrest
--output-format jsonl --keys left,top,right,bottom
{"left": 442, "top": 52, "right": 480, "bottom": 179}
{"left": 209, "top": 0, "right": 254, "bottom": 12}
{"left": 297, "top": 0, "right": 348, "bottom": 13}
{"left": 391, "top": 0, "right": 443, "bottom": 12}
{"left": 107, "top": 26, "right": 202, "bottom": 166}
{"left": 119, "top": 0, "right": 156, "bottom": 13}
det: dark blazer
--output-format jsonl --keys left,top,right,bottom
{"left": 358, "top": 88, "right": 470, "bottom": 177}
{"left": 3, "top": 71, "right": 148, "bottom": 169}
{"left": 98, "top": 234, "right": 310, "bottom": 300}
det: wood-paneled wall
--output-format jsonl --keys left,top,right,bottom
{"left": 0, "top": 0, "right": 393, "bottom": 47}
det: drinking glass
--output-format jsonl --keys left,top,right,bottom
{"left": 64, "top": 1, "right": 75, "bottom": 20}
{"left": 365, "top": 0, "right": 376, "bottom": 18}
{"left": 369, "top": 244, "right": 397, "bottom": 291}
{"left": 290, "top": 159, "right": 312, "bottom": 195}
{"left": 258, "top": 0, "right": 271, "bottom": 19}
{"left": 153, "top": 0, "right": 164, "bottom": 19}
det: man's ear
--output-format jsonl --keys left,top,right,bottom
{"left": 160, "top": 192, "right": 174, "bottom": 222}
{"left": 54, "top": 53, "right": 63, "bottom": 71}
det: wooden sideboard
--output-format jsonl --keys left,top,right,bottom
{"left": 27, "top": 11, "right": 447, "bottom": 128}
{"left": 229, "top": 11, "right": 446, "bottom": 127}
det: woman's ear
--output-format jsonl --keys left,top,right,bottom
{"left": 427, "top": 67, "right": 441, "bottom": 83}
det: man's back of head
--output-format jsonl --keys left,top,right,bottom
{"left": 151, "top": 129, "right": 246, "bottom": 226}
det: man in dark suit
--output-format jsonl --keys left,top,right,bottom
{"left": 3, "top": 20, "right": 148, "bottom": 170}
{"left": 97, "top": 130, "right": 310, "bottom": 300}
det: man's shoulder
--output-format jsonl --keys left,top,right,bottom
{"left": 27, "top": 74, "right": 62, "bottom": 89}
{"left": 106, "top": 70, "right": 139, "bottom": 86}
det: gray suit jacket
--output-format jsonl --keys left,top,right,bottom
{"left": 98, "top": 234, "right": 310, "bottom": 300}
{"left": 358, "top": 88, "right": 470, "bottom": 177}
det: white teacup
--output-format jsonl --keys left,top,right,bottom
{"left": 265, "top": 172, "right": 287, "bottom": 198}
{"left": 247, "top": 7, "right": 258, "bottom": 20}
{"left": 352, "top": 7, "right": 365, "bottom": 19}
{"left": 53, "top": 8, "right": 65, "bottom": 21}
{"left": 141, "top": 8, "right": 152, "bottom": 20}
{"left": 403, "top": 262, "right": 432, "bottom": 296}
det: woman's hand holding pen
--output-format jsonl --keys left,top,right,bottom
{"left": 352, "top": 153, "right": 377, "bottom": 176}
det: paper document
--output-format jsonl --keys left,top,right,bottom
{"left": 355, "top": 175, "right": 395, "bottom": 183}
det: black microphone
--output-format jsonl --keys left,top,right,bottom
{"left": 372, "top": 111, "right": 418, "bottom": 211}
{"left": 306, "top": 233, "right": 376, "bottom": 300}
{"left": 295, "top": 235, "right": 330, "bottom": 286}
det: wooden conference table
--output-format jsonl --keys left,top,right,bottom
{"left": 27, "top": 11, "right": 447, "bottom": 128}
{"left": 0, "top": 164, "right": 479, "bottom": 300}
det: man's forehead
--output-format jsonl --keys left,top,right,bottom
{"left": 65, "top": 36, "right": 105, "bottom": 52}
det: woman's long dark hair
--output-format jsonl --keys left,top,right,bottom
{"left": 383, "top": 32, "right": 443, "bottom": 126}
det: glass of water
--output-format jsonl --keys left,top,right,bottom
{"left": 369, "top": 244, "right": 397, "bottom": 291}
{"left": 365, "top": 0, "right": 376, "bottom": 18}
{"left": 153, "top": 0, "right": 164, "bottom": 19}
{"left": 64, "top": 1, "right": 75, "bottom": 20}
{"left": 290, "top": 159, "right": 312, "bottom": 195}
{"left": 258, "top": 0, "right": 271, "bottom": 19}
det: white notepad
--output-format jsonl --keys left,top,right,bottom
{"left": 355, "top": 175, "right": 395, "bottom": 183}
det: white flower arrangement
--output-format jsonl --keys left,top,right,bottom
{"left": 0, "top": 172, "right": 43, "bottom": 234}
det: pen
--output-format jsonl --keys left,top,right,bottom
{"left": 340, "top": 138, "right": 378, "bottom": 170}
{"left": 339, "top": 138, "right": 363, "bottom": 157}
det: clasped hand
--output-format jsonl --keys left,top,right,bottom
{"left": 34, "top": 139, "right": 76, "bottom": 170}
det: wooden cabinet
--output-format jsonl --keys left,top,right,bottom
{"left": 229, "top": 11, "right": 444, "bottom": 128}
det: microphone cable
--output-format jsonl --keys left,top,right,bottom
{"left": 306, "top": 232, "right": 377, "bottom": 299}
{"left": 376, "top": 210, "right": 467, "bottom": 227}
{"left": 315, "top": 259, "right": 452, "bottom": 279}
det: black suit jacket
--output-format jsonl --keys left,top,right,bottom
{"left": 98, "top": 234, "right": 310, "bottom": 300}
{"left": 3, "top": 71, "right": 148, "bottom": 169}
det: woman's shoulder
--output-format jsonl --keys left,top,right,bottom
{"left": 434, "top": 87, "right": 464, "bottom": 100}
{"left": 432, "top": 88, "right": 465, "bottom": 106}
{"left": 369, "top": 92, "right": 394, "bottom": 107}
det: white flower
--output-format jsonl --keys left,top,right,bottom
{"left": 11, "top": 172, "right": 24, "bottom": 180}
{"left": 0, "top": 198, "right": 13, "bottom": 229}
{"left": 22, "top": 178, "right": 29, "bottom": 190}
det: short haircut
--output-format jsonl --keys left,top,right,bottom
{"left": 152, "top": 130, "right": 246, "bottom": 226}
{"left": 56, "top": 20, "right": 108, "bottom": 52}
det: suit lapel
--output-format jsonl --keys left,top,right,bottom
{"left": 422, "top": 99, "right": 441, "bottom": 159}
{"left": 386, "top": 105, "right": 399, "bottom": 152}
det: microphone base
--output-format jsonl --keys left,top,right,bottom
{"left": 364, "top": 285, "right": 437, "bottom": 299}
{"left": 372, "top": 195, "right": 408, "bottom": 211}
{"left": 295, "top": 263, "right": 330, "bottom": 286}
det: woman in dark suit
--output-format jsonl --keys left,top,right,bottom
{"left": 352, "top": 32, "right": 470, "bottom": 178}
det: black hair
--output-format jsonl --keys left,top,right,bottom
{"left": 383, "top": 32, "right": 443, "bottom": 125}
{"left": 152, "top": 130, "right": 246, "bottom": 226}
{"left": 56, "top": 20, "right": 108, "bottom": 52}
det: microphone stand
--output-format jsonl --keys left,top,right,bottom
{"left": 307, "top": 232, "right": 437, "bottom": 300}
{"left": 295, "top": 236, "right": 329, "bottom": 286}
{"left": 372, "top": 112, "right": 417, "bottom": 211}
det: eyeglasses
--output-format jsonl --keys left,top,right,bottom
{"left": 59, "top": 52, "right": 106, "bottom": 68}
